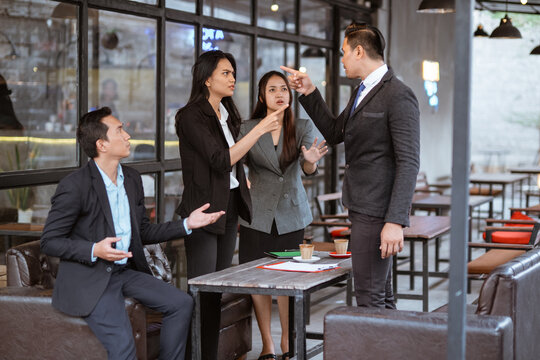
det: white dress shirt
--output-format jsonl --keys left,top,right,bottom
{"left": 218, "top": 103, "right": 239, "bottom": 189}
{"left": 353, "top": 63, "right": 388, "bottom": 109}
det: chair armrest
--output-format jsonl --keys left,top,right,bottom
{"left": 468, "top": 242, "right": 535, "bottom": 250}
{"left": 6, "top": 240, "right": 44, "bottom": 287}
{"left": 324, "top": 307, "right": 513, "bottom": 360}
{"left": 320, "top": 214, "right": 349, "bottom": 220}
{"left": 485, "top": 226, "right": 534, "bottom": 232}
{"left": 485, "top": 219, "right": 538, "bottom": 225}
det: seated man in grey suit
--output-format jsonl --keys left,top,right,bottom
{"left": 41, "top": 107, "right": 225, "bottom": 360}
{"left": 282, "top": 22, "right": 420, "bottom": 309}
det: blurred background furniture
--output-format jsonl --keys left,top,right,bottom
{"left": 0, "top": 240, "right": 252, "bottom": 360}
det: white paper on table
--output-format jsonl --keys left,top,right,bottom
{"left": 261, "top": 261, "right": 340, "bottom": 272}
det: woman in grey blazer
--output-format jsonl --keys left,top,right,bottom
{"left": 238, "top": 71, "right": 327, "bottom": 360}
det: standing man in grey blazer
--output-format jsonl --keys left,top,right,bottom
{"left": 281, "top": 22, "right": 420, "bottom": 308}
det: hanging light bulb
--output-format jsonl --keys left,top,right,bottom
{"left": 271, "top": 0, "right": 279, "bottom": 12}
{"left": 417, "top": 0, "right": 455, "bottom": 13}
{"left": 520, "top": 0, "right": 528, "bottom": 4}
{"left": 490, "top": 0, "right": 522, "bottom": 39}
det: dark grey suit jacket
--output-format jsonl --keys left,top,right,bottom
{"left": 238, "top": 118, "right": 321, "bottom": 234}
{"left": 299, "top": 68, "right": 420, "bottom": 226}
{"left": 41, "top": 160, "right": 188, "bottom": 316}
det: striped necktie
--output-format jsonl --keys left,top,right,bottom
{"left": 349, "top": 82, "right": 366, "bottom": 117}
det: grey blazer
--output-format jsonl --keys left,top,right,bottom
{"left": 299, "top": 68, "right": 420, "bottom": 227}
{"left": 238, "top": 118, "right": 322, "bottom": 234}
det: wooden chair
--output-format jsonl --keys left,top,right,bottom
{"left": 468, "top": 213, "right": 540, "bottom": 282}
{"left": 311, "top": 192, "right": 350, "bottom": 242}
{"left": 415, "top": 172, "right": 451, "bottom": 195}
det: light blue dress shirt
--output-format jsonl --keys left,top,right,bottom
{"left": 93, "top": 163, "right": 132, "bottom": 265}
{"left": 90, "top": 164, "right": 192, "bottom": 264}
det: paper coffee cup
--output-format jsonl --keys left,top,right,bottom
{"left": 334, "top": 239, "right": 349, "bottom": 254}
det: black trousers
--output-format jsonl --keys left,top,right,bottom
{"left": 348, "top": 210, "right": 396, "bottom": 309}
{"left": 184, "top": 189, "right": 239, "bottom": 360}
{"left": 84, "top": 266, "right": 193, "bottom": 360}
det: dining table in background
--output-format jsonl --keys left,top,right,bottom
{"left": 469, "top": 173, "right": 529, "bottom": 217}
{"left": 0, "top": 223, "right": 44, "bottom": 253}
{"left": 393, "top": 215, "right": 451, "bottom": 312}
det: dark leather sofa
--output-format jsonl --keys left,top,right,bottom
{"left": 324, "top": 248, "right": 540, "bottom": 360}
{"left": 0, "top": 240, "right": 252, "bottom": 360}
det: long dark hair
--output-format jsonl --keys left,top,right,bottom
{"left": 251, "top": 71, "right": 297, "bottom": 172}
{"left": 176, "top": 50, "right": 242, "bottom": 135}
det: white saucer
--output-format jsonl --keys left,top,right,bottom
{"left": 293, "top": 256, "right": 320, "bottom": 263}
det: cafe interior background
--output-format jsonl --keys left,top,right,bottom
{"left": 0, "top": 0, "right": 539, "bottom": 289}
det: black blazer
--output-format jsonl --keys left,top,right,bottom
{"left": 41, "top": 160, "right": 188, "bottom": 317}
{"left": 175, "top": 98, "right": 251, "bottom": 234}
{"left": 299, "top": 68, "right": 420, "bottom": 226}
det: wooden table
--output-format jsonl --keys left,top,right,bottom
{"left": 469, "top": 173, "right": 529, "bottom": 216}
{"left": 0, "top": 223, "right": 44, "bottom": 251}
{"left": 393, "top": 215, "right": 451, "bottom": 312}
{"left": 411, "top": 195, "right": 492, "bottom": 271}
{"left": 188, "top": 256, "right": 352, "bottom": 360}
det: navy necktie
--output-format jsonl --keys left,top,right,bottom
{"left": 349, "top": 82, "right": 366, "bottom": 117}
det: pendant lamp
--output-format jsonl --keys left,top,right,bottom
{"left": 417, "top": 0, "right": 455, "bottom": 13}
{"left": 490, "top": 0, "right": 522, "bottom": 39}
{"left": 531, "top": 45, "right": 540, "bottom": 55}
{"left": 473, "top": 25, "right": 489, "bottom": 37}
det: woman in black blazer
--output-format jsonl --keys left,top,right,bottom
{"left": 175, "top": 51, "right": 286, "bottom": 360}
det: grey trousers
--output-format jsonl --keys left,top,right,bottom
{"left": 348, "top": 210, "right": 396, "bottom": 309}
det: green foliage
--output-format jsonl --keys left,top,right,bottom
{"left": 5, "top": 145, "right": 39, "bottom": 210}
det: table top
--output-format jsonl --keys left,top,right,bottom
{"left": 469, "top": 173, "right": 529, "bottom": 184}
{"left": 188, "top": 256, "right": 352, "bottom": 291}
{"left": 412, "top": 194, "right": 493, "bottom": 209}
{"left": 405, "top": 216, "right": 451, "bottom": 240}
{"left": 0, "top": 223, "right": 44, "bottom": 236}
{"left": 509, "top": 166, "right": 540, "bottom": 175}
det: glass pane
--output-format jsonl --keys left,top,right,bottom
{"left": 141, "top": 172, "right": 157, "bottom": 223}
{"left": 256, "top": 38, "right": 295, "bottom": 81}
{"left": 203, "top": 0, "right": 251, "bottom": 24}
{"left": 166, "top": 0, "right": 195, "bottom": 13}
{"left": 0, "top": 184, "right": 57, "bottom": 225}
{"left": 165, "top": 22, "right": 195, "bottom": 160}
{"left": 300, "top": 0, "right": 332, "bottom": 40}
{"left": 0, "top": 1, "right": 78, "bottom": 172}
{"left": 299, "top": 45, "right": 328, "bottom": 119}
{"left": 88, "top": 10, "right": 157, "bottom": 162}
{"left": 257, "top": 0, "right": 295, "bottom": 33}
{"left": 164, "top": 171, "right": 183, "bottom": 222}
{"left": 339, "top": 85, "right": 351, "bottom": 113}
{"left": 202, "top": 29, "right": 252, "bottom": 119}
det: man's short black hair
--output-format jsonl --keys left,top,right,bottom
{"left": 344, "top": 22, "right": 386, "bottom": 61}
{"left": 77, "top": 107, "right": 112, "bottom": 158}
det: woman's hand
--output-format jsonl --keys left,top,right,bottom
{"left": 255, "top": 104, "right": 288, "bottom": 135}
{"left": 302, "top": 137, "right": 328, "bottom": 164}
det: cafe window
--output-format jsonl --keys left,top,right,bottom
{"left": 300, "top": 0, "right": 333, "bottom": 40}
{"left": 166, "top": 0, "right": 196, "bottom": 13}
{"left": 203, "top": 0, "right": 252, "bottom": 24}
{"left": 88, "top": 10, "right": 157, "bottom": 163}
{"left": 165, "top": 22, "right": 195, "bottom": 160}
{"left": 0, "top": 1, "right": 79, "bottom": 172}
{"left": 0, "top": 184, "right": 57, "bottom": 224}
{"left": 299, "top": 44, "right": 329, "bottom": 119}
{"left": 257, "top": 0, "right": 296, "bottom": 33}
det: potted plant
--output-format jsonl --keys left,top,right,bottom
{"left": 5, "top": 145, "right": 38, "bottom": 223}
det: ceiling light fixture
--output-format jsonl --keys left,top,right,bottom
{"left": 270, "top": 0, "right": 279, "bottom": 12}
{"left": 531, "top": 45, "right": 540, "bottom": 55}
{"left": 417, "top": 0, "right": 455, "bottom": 14}
{"left": 490, "top": 1, "right": 522, "bottom": 39}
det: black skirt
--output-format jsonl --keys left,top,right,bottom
{"left": 238, "top": 221, "right": 304, "bottom": 264}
